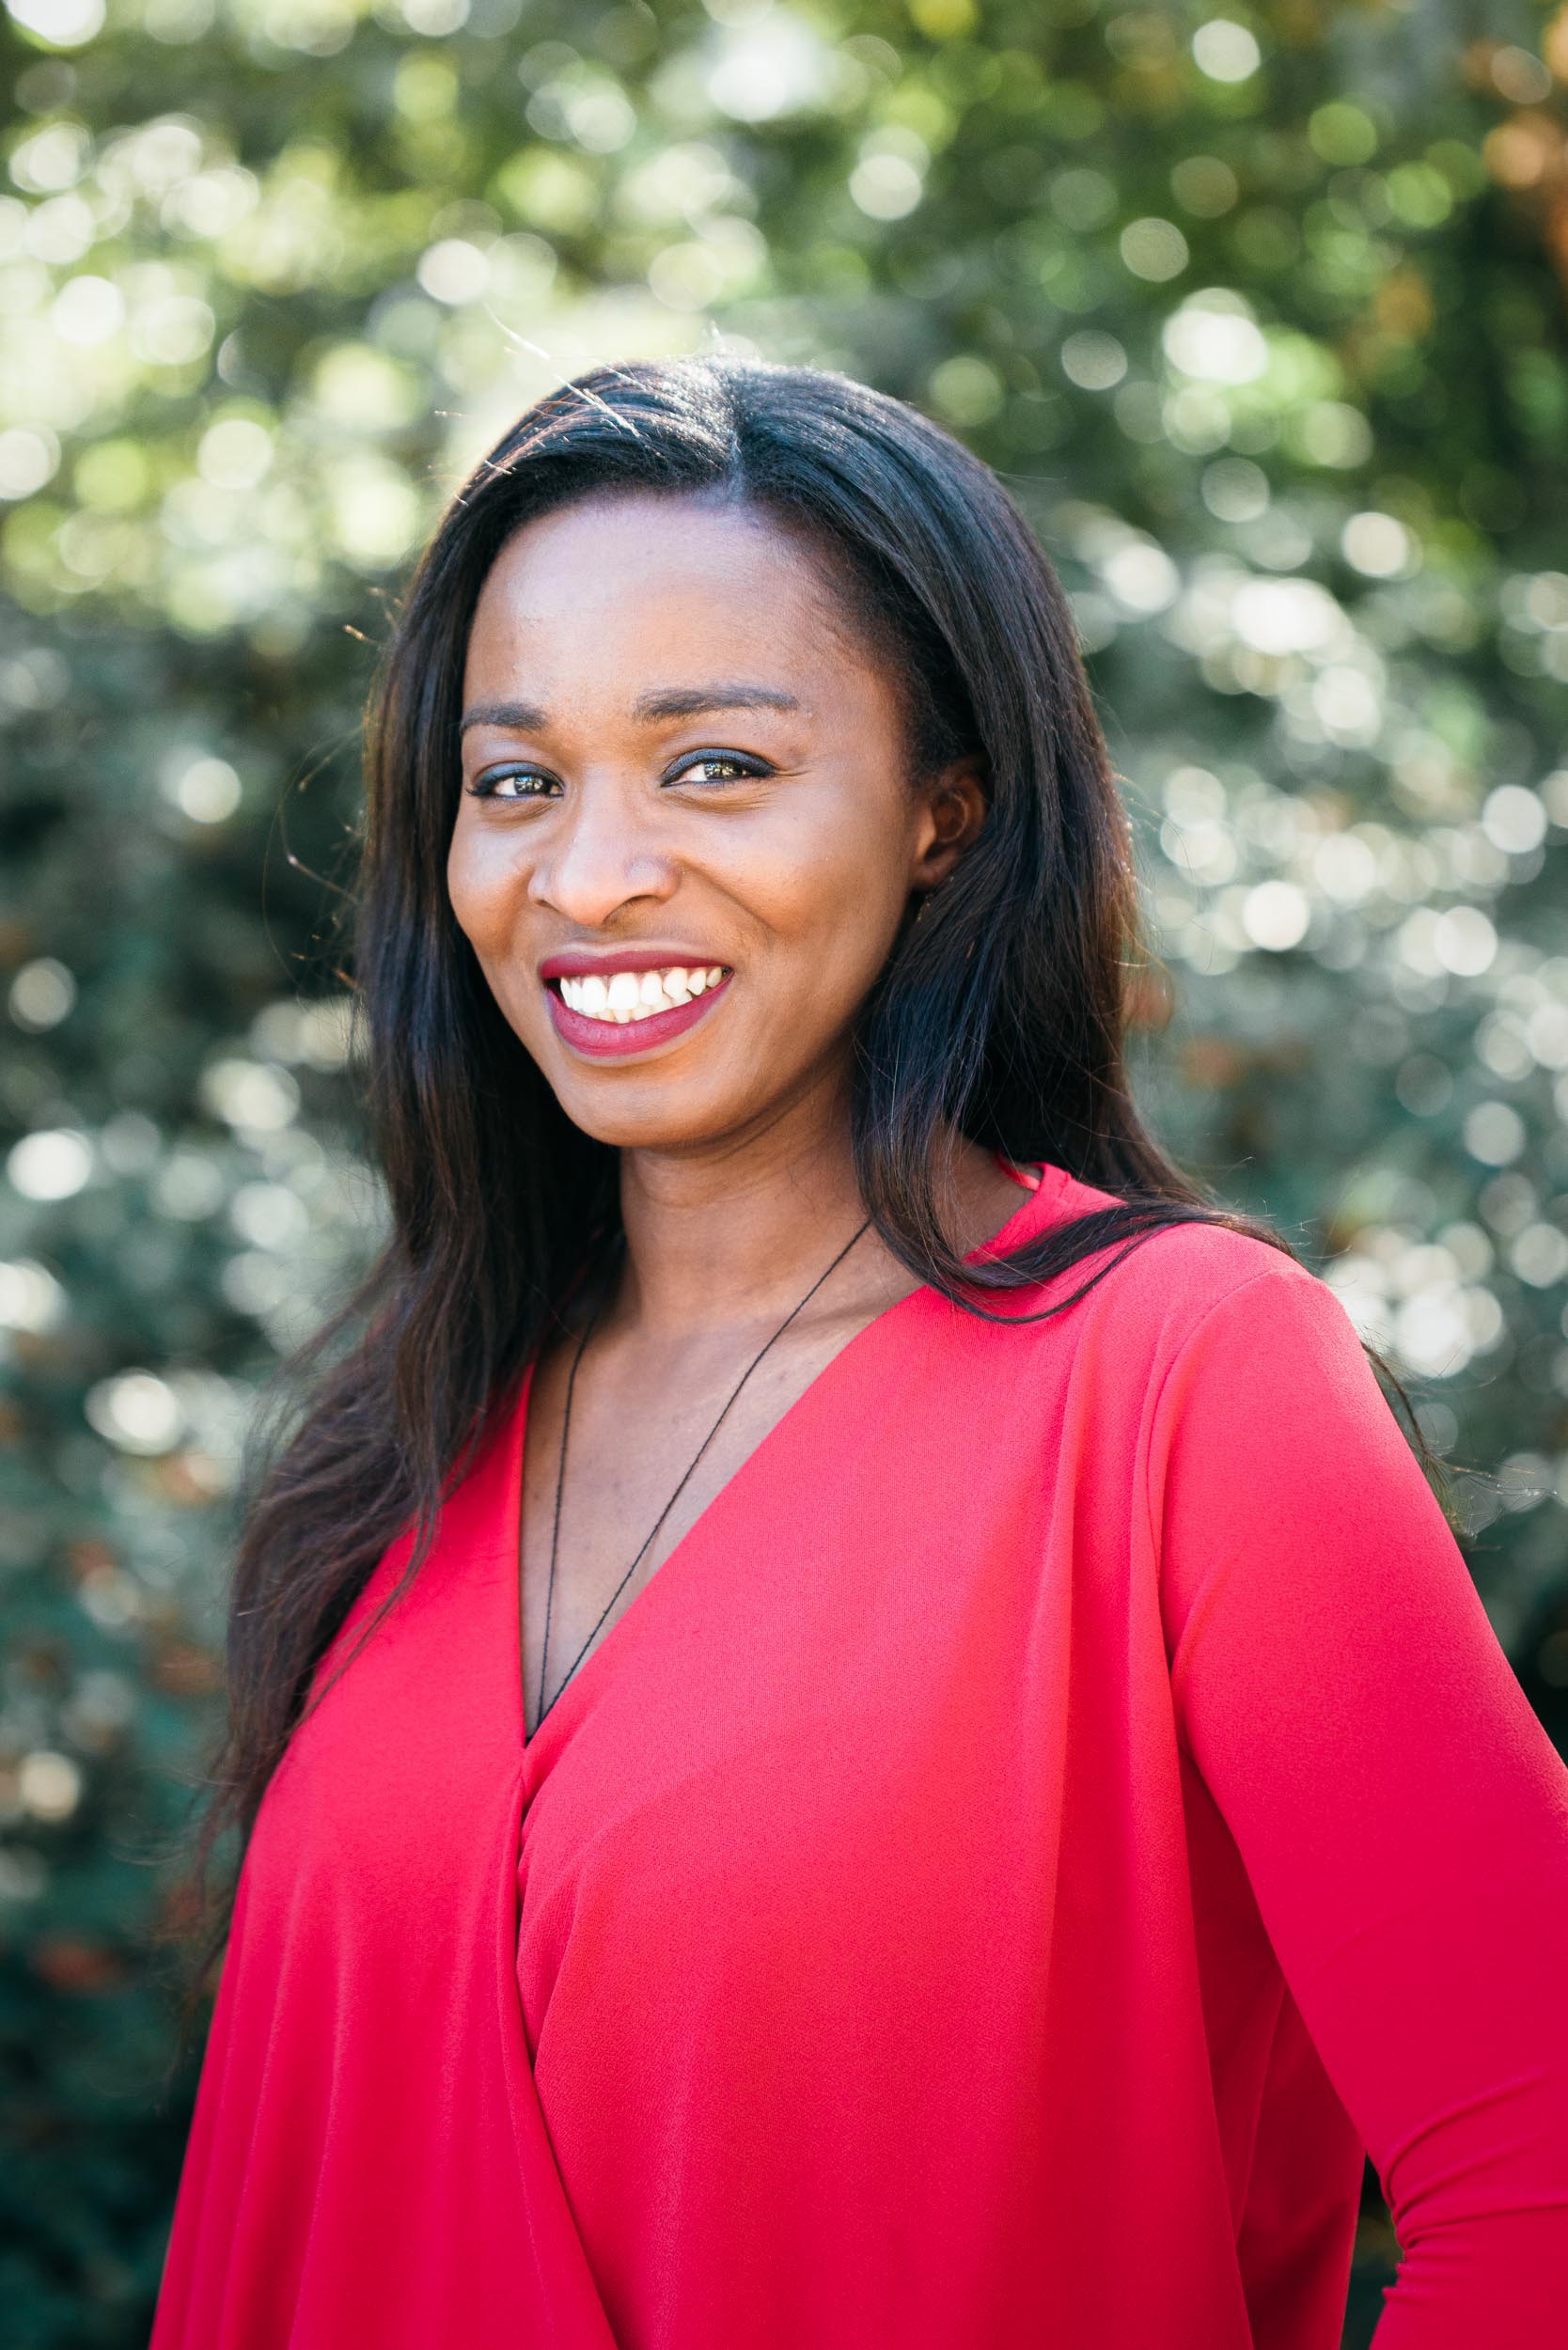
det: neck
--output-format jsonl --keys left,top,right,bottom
{"left": 612, "top": 1071, "right": 872, "bottom": 1346}
{"left": 603, "top": 1071, "right": 1020, "bottom": 1351}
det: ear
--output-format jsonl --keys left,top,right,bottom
{"left": 910, "top": 753, "right": 988, "bottom": 891}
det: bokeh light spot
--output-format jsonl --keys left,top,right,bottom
{"left": 1464, "top": 1102, "right": 1527, "bottom": 1167}
{"left": 162, "top": 754, "right": 242, "bottom": 822}
{"left": 86, "top": 1370, "right": 185, "bottom": 1453}
{"left": 1191, "top": 19, "right": 1260, "bottom": 82}
{"left": 8, "top": 1129, "right": 93, "bottom": 1200}
{"left": 1120, "top": 217, "right": 1189, "bottom": 282}
{"left": 1242, "top": 880, "right": 1310, "bottom": 950}
{"left": 8, "top": 957, "right": 76, "bottom": 1030}
{"left": 5, "top": 0, "right": 105, "bottom": 46}
{"left": 1341, "top": 511, "right": 1416, "bottom": 578}
{"left": 1060, "top": 330, "right": 1127, "bottom": 390}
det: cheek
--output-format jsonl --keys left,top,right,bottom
{"left": 446, "top": 824, "right": 516, "bottom": 951}
{"left": 736, "top": 791, "right": 907, "bottom": 971}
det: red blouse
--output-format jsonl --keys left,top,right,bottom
{"left": 150, "top": 1158, "right": 1568, "bottom": 2347}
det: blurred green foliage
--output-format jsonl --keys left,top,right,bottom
{"left": 2, "top": 0, "right": 1567, "bottom": 2341}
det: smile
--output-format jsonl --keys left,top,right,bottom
{"left": 544, "top": 964, "right": 733, "bottom": 1059}
{"left": 557, "top": 965, "right": 726, "bottom": 1023}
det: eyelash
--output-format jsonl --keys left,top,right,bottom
{"left": 466, "top": 751, "right": 773, "bottom": 802}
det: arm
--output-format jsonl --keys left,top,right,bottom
{"left": 1152, "top": 1262, "right": 1568, "bottom": 2346}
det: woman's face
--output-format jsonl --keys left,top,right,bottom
{"left": 447, "top": 490, "right": 981, "bottom": 1152}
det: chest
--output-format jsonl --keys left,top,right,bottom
{"left": 280, "top": 1286, "right": 1164, "bottom": 1931}
{"left": 518, "top": 1311, "right": 911, "bottom": 1739}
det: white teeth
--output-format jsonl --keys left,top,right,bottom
{"left": 556, "top": 965, "right": 727, "bottom": 1026}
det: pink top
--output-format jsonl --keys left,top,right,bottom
{"left": 150, "top": 1158, "right": 1568, "bottom": 2348}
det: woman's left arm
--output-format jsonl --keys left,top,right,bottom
{"left": 1152, "top": 1259, "right": 1568, "bottom": 2347}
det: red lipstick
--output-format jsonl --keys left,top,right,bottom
{"left": 540, "top": 946, "right": 722, "bottom": 981}
{"left": 541, "top": 951, "right": 734, "bottom": 1060}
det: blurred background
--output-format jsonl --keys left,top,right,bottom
{"left": 2, "top": 0, "right": 1566, "bottom": 2341}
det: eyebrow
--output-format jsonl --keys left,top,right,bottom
{"left": 459, "top": 683, "right": 802, "bottom": 735}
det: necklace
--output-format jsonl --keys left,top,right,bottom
{"left": 533, "top": 1214, "right": 873, "bottom": 1734}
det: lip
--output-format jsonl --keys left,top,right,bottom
{"left": 546, "top": 971, "right": 733, "bottom": 1059}
{"left": 540, "top": 946, "right": 729, "bottom": 981}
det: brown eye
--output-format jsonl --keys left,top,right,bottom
{"left": 468, "top": 769, "right": 556, "bottom": 801}
{"left": 670, "top": 754, "right": 769, "bottom": 786}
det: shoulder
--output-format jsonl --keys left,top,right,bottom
{"left": 1040, "top": 1164, "right": 1350, "bottom": 1385}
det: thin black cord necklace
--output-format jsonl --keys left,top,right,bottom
{"left": 533, "top": 1214, "right": 873, "bottom": 1735}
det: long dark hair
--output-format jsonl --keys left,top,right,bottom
{"left": 173, "top": 353, "right": 1447, "bottom": 2010}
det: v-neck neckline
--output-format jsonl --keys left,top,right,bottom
{"left": 504, "top": 1154, "right": 1069, "bottom": 1762}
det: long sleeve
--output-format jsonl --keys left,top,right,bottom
{"left": 1152, "top": 1261, "right": 1568, "bottom": 2346}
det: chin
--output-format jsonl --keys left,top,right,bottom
{"left": 544, "top": 1072, "right": 745, "bottom": 1155}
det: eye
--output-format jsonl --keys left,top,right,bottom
{"left": 466, "top": 767, "right": 557, "bottom": 802}
{"left": 668, "top": 751, "right": 772, "bottom": 786}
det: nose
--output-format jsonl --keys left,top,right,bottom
{"left": 528, "top": 774, "right": 678, "bottom": 930}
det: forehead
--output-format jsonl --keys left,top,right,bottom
{"left": 463, "top": 491, "right": 873, "bottom": 697}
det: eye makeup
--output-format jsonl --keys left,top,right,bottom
{"left": 464, "top": 749, "right": 776, "bottom": 801}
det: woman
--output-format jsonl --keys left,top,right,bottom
{"left": 152, "top": 357, "right": 1568, "bottom": 2348}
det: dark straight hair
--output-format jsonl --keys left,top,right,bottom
{"left": 172, "top": 353, "right": 1444, "bottom": 2008}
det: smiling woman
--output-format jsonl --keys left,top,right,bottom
{"left": 447, "top": 494, "right": 964, "bottom": 1116}
{"left": 152, "top": 358, "right": 1568, "bottom": 2350}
